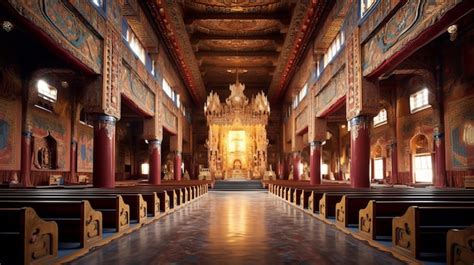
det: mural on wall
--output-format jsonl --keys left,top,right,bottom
{"left": 30, "top": 109, "right": 70, "bottom": 171}
{"left": 163, "top": 104, "right": 177, "bottom": 133}
{"left": 77, "top": 124, "right": 93, "bottom": 172}
{"left": 362, "top": 0, "right": 461, "bottom": 76}
{"left": 296, "top": 107, "right": 308, "bottom": 133}
{"left": 67, "top": 0, "right": 106, "bottom": 36}
{"left": 121, "top": 65, "right": 156, "bottom": 116}
{"left": 446, "top": 96, "right": 474, "bottom": 170}
{"left": 316, "top": 67, "right": 346, "bottom": 116}
{"left": 8, "top": 0, "right": 103, "bottom": 73}
{"left": 0, "top": 98, "right": 21, "bottom": 170}
{"left": 359, "top": 0, "right": 402, "bottom": 42}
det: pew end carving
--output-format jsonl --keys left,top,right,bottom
{"left": 116, "top": 195, "right": 130, "bottom": 232}
{"left": 392, "top": 206, "right": 416, "bottom": 258}
{"left": 24, "top": 207, "right": 59, "bottom": 265}
{"left": 335, "top": 195, "right": 347, "bottom": 227}
{"left": 138, "top": 194, "right": 148, "bottom": 223}
{"left": 358, "top": 200, "right": 375, "bottom": 240}
{"left": 446, "top": 225, "right": 474, "bottom": 265}
{"left": 319, "top": 194, "right": 327, "bottom": 218}
{"left": 83, "top": 200, "right": 102, "bottom": 247}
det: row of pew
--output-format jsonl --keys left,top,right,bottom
{"left": 267, "top": 181, "right": 474, "bottom": 264}
{"left": 0, "top": 180, "right": 212, "bottom": 265}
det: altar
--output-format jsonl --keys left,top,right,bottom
{"left": 204, "top": 75, "right": 270, "bottom": 180}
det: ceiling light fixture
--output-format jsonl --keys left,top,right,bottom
{"left": 447, "top": 24, "right": 458, "bottom": 42}
{"left": 2, "top": 20, "right": 14, "bottom": 32}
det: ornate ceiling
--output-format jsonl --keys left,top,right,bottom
{"left": 145, "top": 0, "right": 328, "bottom": 105}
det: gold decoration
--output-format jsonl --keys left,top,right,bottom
{"left": 204, "top": 76, "right": 270, "bottom": 179}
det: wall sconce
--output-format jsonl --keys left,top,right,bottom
{"left": 447, "top": 24, "right": 458, "bottom": 42}
{"left": 1, "top": 21, "right": 14, "bottom": 32}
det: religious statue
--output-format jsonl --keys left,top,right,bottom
{"left": 183, "top": 170, "right": 190, "bottom": 180}
{"left": 162, "top": 158, "right": 174, "bottom": 180}
{"left": 288, "top": 165, "right": 294, "bottom": 180}
{"left": 301, "top": 160, "right": 310, "bottom": 180}
{"left": 10, "top": 172, "right": 18, "bottom": 184}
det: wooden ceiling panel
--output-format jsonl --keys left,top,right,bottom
{"left": 192, "top": 20, "right": 282, "bottom": 36}
{"left": 197, "top": 40, "right": 278, "bottom": 52}
{"left": 145, "top": 0, "right": 329, "bottom": 104}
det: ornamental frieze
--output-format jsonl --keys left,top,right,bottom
{"left": 362, "top": 0, "right": 462, "bottom": 76}
{"left": 7, "top": 0, "right": 103, "bottom": 74}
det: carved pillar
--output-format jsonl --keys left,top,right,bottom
{"left": 390, "top": 142, "right": 399, "bottom": 184}
{"left": 70, "top": 140, "right": 77, "bottom": 183}
{"left": 292, "top": 152, "right": 301, "bottom": 181}
{"left": 174, "top": 151, "right": 182, "bottom": 181}
{"left": 20, "top": 131, "right": 32, "bottom": 187}
{"left": 349, "top": 116, "right": 370, "bottom": 188}
{"left": 434, "top": 129, "right": 447, "bottom": 187}
{"left": 310, "top": 141, "right": 322, "bottom": 185}
{"left": 93, "top": 115, "right": 116, "bottom": 188}
{"left": 148, "top": 140, "right": 161, "bottom": 185}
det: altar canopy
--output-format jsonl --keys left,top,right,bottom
{"left": 204, "top": 78, "right": 270, "bottom": 180}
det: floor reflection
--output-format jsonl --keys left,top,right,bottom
{"left": 70, "top": 191, "right": 405, "bottom": 265}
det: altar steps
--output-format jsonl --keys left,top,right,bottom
{"left": 212, "top": 180, "right": 266, "bottom": 191}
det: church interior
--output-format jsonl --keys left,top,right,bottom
{"left": 0, "top": 0, "right": 473, "bottom": 264}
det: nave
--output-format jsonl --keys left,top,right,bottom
{"left": 71, "top": 191, "right": 404, "bottom": 265}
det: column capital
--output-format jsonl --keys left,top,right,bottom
{"left": 148, "top": 139, "right": 161, "bottom": 146}
{"left": 95, "top": 114, "right": 117, "bottom": 125}
{"left": 21, "top": 131, "right": 32, "bottom": 138}
{"left": 310, "top": 141, "right": 322, "bottom": 148}
{"left": 433, "top": 127, "right": 445, "bottom": 140}
{"left": 349, "top": 115, "right": 370, "bottom": 127}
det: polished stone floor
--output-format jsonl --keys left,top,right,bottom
{"left": 71, "top": 191, "right": 405, "bottom": 265}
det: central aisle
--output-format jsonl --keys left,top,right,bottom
{"left": 72, "top": 192, "right": 405, "bottom": 265}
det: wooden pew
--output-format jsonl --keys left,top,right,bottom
{"left": 0, "top": 207, "right": 58, "bottom": 265}
{"left": 1, "top": 188, "right": 165, "bottom": 218}
{"left": 0, "top": 200, "right": 102, "bottom": 248}
{"left": 335, "top": 194, "right": 474, "bottom": 228}
{"left": 322, "top": 190, "right": 474, "bottom": 219}
{"left": 392, "top": 206, "right": 474, "bottom": 261}
{"left": 446, "top": 225, "right": 474, "bottom": 265}
{"left": 0, "top": 195, "right": 129, "bottom": 232}
{"left": 358, "top": 200, "right": 474, "bottom": 240}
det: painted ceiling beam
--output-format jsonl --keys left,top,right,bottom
{"left": 189, "top": 33, "right": 285, "bottom": 43}
{"left": 195, "top": 50, "right": 280, "bottom": 58}
{"left": 183, "top": 12, "right": 291, "bottom": 24}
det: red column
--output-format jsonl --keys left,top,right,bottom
{"left": 149, "top": 140, "right": 161, "bottom": 185}
{"left": 310, "top": 141, "right": 322, "bottom": 185}
{"left": 349, "top": 116, "right": 370, "bottom": 188}
{"left": 93, "top": 115, "right": 116, "bottom": 188}
{"left": 390, "top": 142, "right": 398, "bottom": 184}
{"left": 69, "top": 140, "right": 77, "bottom": 183}
{"left": 20, "top": 131, "right": 32, "bottom": 187}
{"left": 292, "top": 152, "right": 301, "bottom": 181}
{"left": 174, "top": 151, "right": 182, "bottom": 181}
{"left": 434, "top": 130, "right": 447, "bottom": 187}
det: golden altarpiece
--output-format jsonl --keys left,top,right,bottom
{"left": 204, "top": 78, "right": 270, "bottom": 180}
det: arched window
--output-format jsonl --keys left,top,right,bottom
{"left": 411, "top": 134, "right": 433, "bottom": 183}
